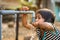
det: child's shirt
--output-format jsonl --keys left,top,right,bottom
{"left": 36, "top": 22, "right": 60, "bottom": 40}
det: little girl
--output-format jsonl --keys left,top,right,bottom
{"left": 22, "top": 8, "right": 60, "bottom": 40}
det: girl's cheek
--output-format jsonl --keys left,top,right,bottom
{"left": 38, "top": 19, "right": 44, "bottom": 23}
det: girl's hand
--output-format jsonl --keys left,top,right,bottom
{"left": 21, "top": 6, "right": 29, "bottom": 11}
{"left": 32, "top": 22, "right": 39, "bottom": 27}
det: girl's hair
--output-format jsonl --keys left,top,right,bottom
{"left": 36, "top": 8, "right": 55, "bottom": 24}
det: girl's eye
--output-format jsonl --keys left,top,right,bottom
{"left": 35, "top": 17, "right": 40, "bottom": 19}
{"left": 38, "top": 17, "right": 41, "bottom": 19}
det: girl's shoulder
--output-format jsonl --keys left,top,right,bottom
{"left": 44, "top": 22, "right": 54, "bottom": 29}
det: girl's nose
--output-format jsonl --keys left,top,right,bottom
{"left": 35, "top": 19, "right": 39, "bottom": 22}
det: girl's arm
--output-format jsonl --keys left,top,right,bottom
{"left": 22, "top": 14, "right": 37, "bottom": 30}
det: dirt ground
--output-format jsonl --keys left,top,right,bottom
{"left": 2, "top": 21, "right": 60, "bottom": 40}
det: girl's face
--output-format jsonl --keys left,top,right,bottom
{"left": 35, "top": 13, "right": 45, "bottom": 23}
